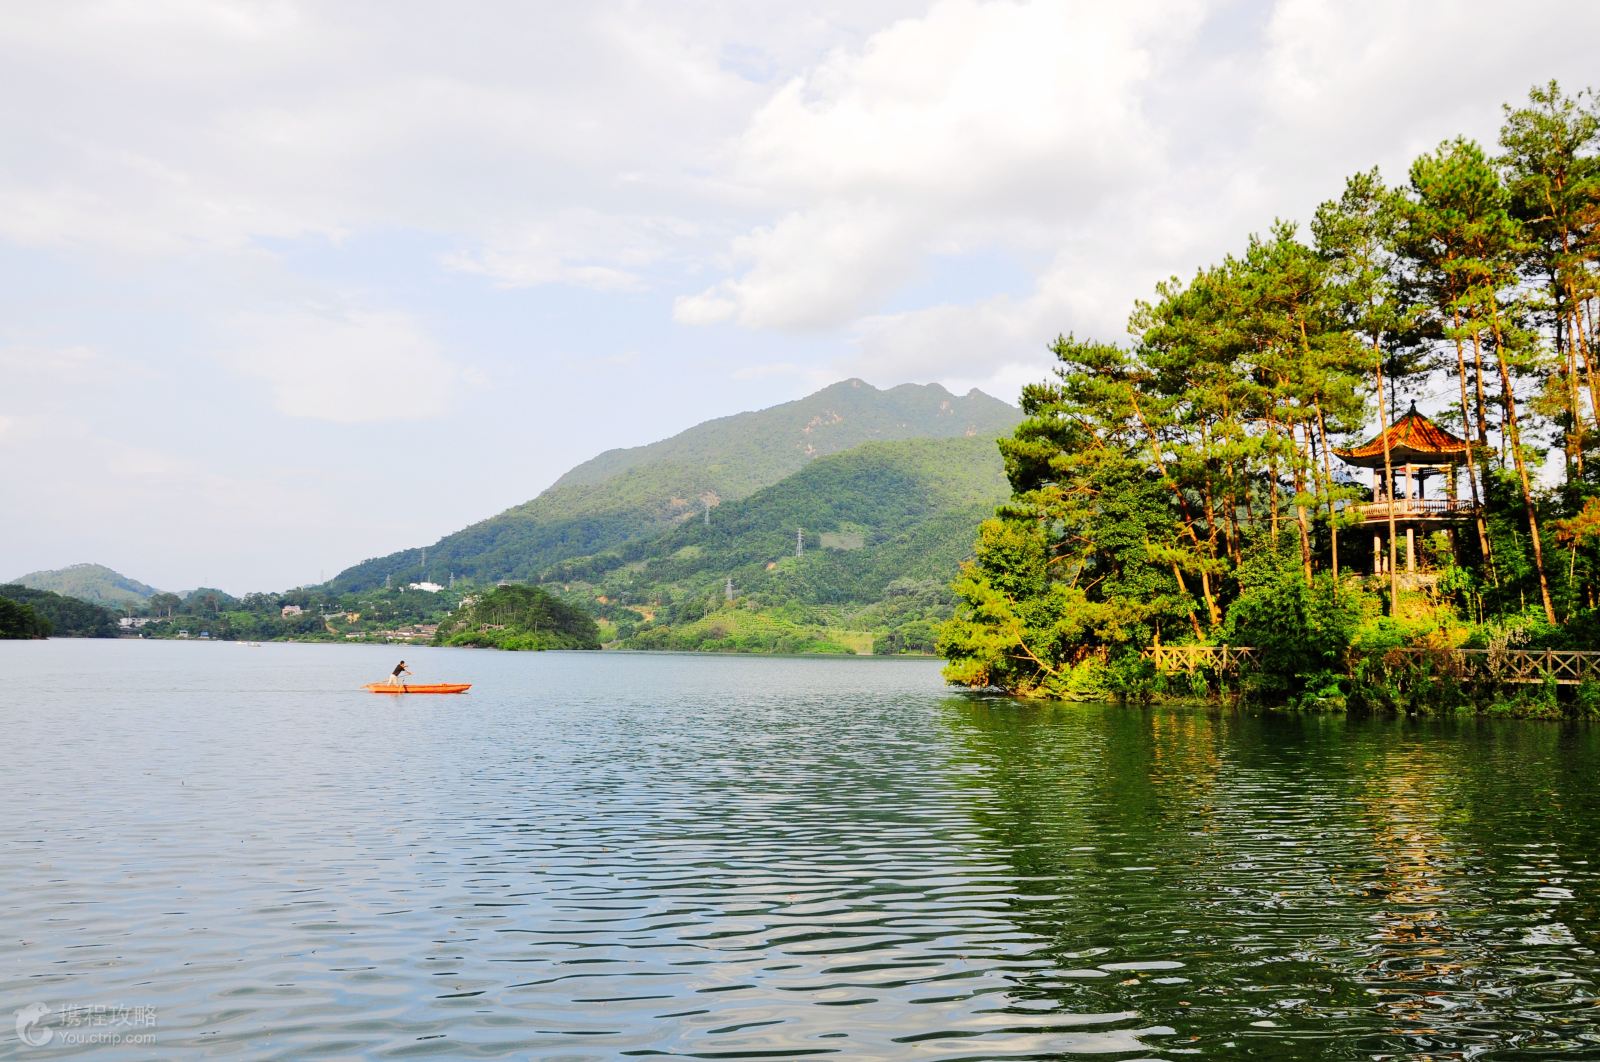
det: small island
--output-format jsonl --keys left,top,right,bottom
{"left": 434, "top": 584, "right": 601, "bottom": 651}
{"left": 939, "top": 81, "right": 1600, "bottom": 717}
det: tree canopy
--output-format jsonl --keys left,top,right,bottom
{"left": 942, "top": 80, "right": 1600, "bottom": 706}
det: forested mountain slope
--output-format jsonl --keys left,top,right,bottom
{"left": 550, "top": 435, "right": 1014, "bottom": 653}
{"left": 8, "top": 563, "right": 160, "bottom": 608}
{"left": 328, "top": 379, "right": 1017, "bottom": 592}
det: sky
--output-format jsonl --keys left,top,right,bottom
{"left": 4, "top": 0, "right": 1599, "bottom": 595}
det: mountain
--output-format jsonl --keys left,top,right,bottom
{"left": 9, "top": 563, "right": 161, "bottom": 609}
{"left": 552, "top": 435, "right": 1014, "bottom": 653}
{"left": 327, "top": 379, "right": 1018, "bottom": 592}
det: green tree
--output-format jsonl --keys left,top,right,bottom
{"left": 1313, "top": 168, "right": 1422, "bottom": 608}
{"left": 1499, "top": 81, "right": 1600, "bottom": 472}
{"left": 148, "top": 592, "right": 181, "bottom": 619}
{"left": 0, "top": 597, "right": 52, "bottom": 639}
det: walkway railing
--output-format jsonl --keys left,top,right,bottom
{"left": 1146, "top": 644, "right": 1259, "bottom": 674}
{"left": 1144, "top": 644, "right": 1600, "bottom": 685}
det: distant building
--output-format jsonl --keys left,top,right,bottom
{"left": 281, "top": 604, "right": 305, "bottom": 617}
{"left": 408, "top": 582, "right": 444, "bottom": 593}
{"left": 118, "top": 617, "right": 153, "bottom": 629}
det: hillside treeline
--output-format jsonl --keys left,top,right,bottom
{"left": 0, "top": 584, "right": 117, "bottom": 638}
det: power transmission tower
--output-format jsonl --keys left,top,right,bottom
{"left": 725, "top": 576, "right": 734, "bottom": 602}
{"left": 796, "top": 528, "right": 804, "bottom": 558}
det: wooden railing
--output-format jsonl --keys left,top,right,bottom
{"left": 1145, "top": 644, "right": 1600, "bottom": 685}
{"left": 1351, "top": 499, "right": 1476, "bottom": 522}
{"left": 1390, "top": 648, "right": 1600, "bottom": 686}
{"left": 1146, "top": 644, "right": 1259, "bottom": 674}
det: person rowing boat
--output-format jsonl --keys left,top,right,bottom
{"left": 387, "top": 660, "right": 412, "bottom": 687}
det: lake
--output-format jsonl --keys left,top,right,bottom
{"left": 4, "top": 640, "right": 1600, "bottom": 1059}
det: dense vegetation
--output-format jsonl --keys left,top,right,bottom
{"left": 550, "top": 436, "right": 1013, "bottom": 653}
{"left": 0, "top": 597, "right": 51, "bottom": 639}
{"left": 133, "top": 584, "right": 467, "bottom": 642}
{"left": 940, "top": 81, "right": 1600, "bottom": 715}
{"left": 326, "top": 380, "right": 1018, "bottom": 592}
{"left": 8, "top": 563, "right": 158, "bottom": 609}
{"left": 435, "top": 584, "right": 600, "bottom": 650}
{"left": 0, "top": 584, "right": 117, "bottom": 637}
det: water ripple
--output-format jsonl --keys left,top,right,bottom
{"left": 4, "top": 643, "right": 1600, "bottom": 1058}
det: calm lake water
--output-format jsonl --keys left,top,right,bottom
{"left": 4, "top": 640, "right": 1600, "bottom": 1059}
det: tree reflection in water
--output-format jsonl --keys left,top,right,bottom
{"left": 938, "top": 700, "right": 1600, "bottom": 1059}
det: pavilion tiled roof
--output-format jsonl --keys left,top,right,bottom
{"left": 1335, "top": 404, "right": 1469, "bottom": 468}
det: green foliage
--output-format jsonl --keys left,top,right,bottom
{"left": 180, "top": 587, "right": 238, "bottom": 615}
{"left": 1221, "top": 539, "right": 1367, "bottom": 703}
{"left": 8, "top": 563, "right": 159, "bottom": 608}
{"left": 0, "top": 597, "right": 52, "bottom": 639}
{"left": 326, "top": 381, "right": 1020, "bottom": 593}
{"left": 0, "top": 584, "right": 116, "bottom": 637}
{"left": 626, "top": 605, "right": 858, "bottom": 654}
{"left": 559, "top": 436, "right": 1014, "bottom": 653}
{"left": 940, "top": 426, "right": 1188, "bottom": 699}
{"left": 942, "top": 80, "right": 1600, "bottom": 714}
{"left": 435, "top": 584, "right": 600, "bottom": 651}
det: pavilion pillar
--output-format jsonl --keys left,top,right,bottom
{"left": 1374, "top": 534, "right": 1383, "bottom": 575}
{"left": 1406, "top": 527, "right": 1415, "bottom": 573}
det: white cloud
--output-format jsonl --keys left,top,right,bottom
{"left": 681, "top": 0, "right": 1198, "bottom": 332}
{"left": 6, "top": 0, "right": 1600, "bottom": 590}
{"left": 701, "top": 202, "right": 916, "bottom": 329}
{"left": 443, "top": 210, "right": 698, "bottom": 291}
{"left": 738, "top": 0, "right": 1600, "bottom": 400}
{"left": 227, "top": 306, "right": 469, "bottom": 423}
{"left": 673, "top": 287, "right": 739, "bottom": 325}
{"left": 0, "top": 4, "right": 759, "bottom": 276}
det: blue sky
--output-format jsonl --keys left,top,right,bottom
{"left": 4, "top": 0, "right": 1598, "bottom": 593}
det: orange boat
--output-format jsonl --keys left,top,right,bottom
{"left": 364, "top": 682, "right": 472, "bottom": 694}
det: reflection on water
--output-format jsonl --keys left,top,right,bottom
{"left": 3, "top": 641, "right": 1600, "bottom": 1059}
{"left": 942, "top": 702, "right": 1600, "bottom": 1059}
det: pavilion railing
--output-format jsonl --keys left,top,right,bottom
{"left": 1351, "top": 499, "right": 1477, "bottom": 521}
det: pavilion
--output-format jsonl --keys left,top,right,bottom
{"left": 1334, "top": 403, "right": 1476, "bottom": 574}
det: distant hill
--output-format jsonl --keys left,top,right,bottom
{"left": 327, "top": 379, "right": 1018, "bottom": 592}
{"left": 551, "top": 435, "right": 1014, "bottom": 653}
{"left": 9, "top": 563, "right": 160, "bottom": 609}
